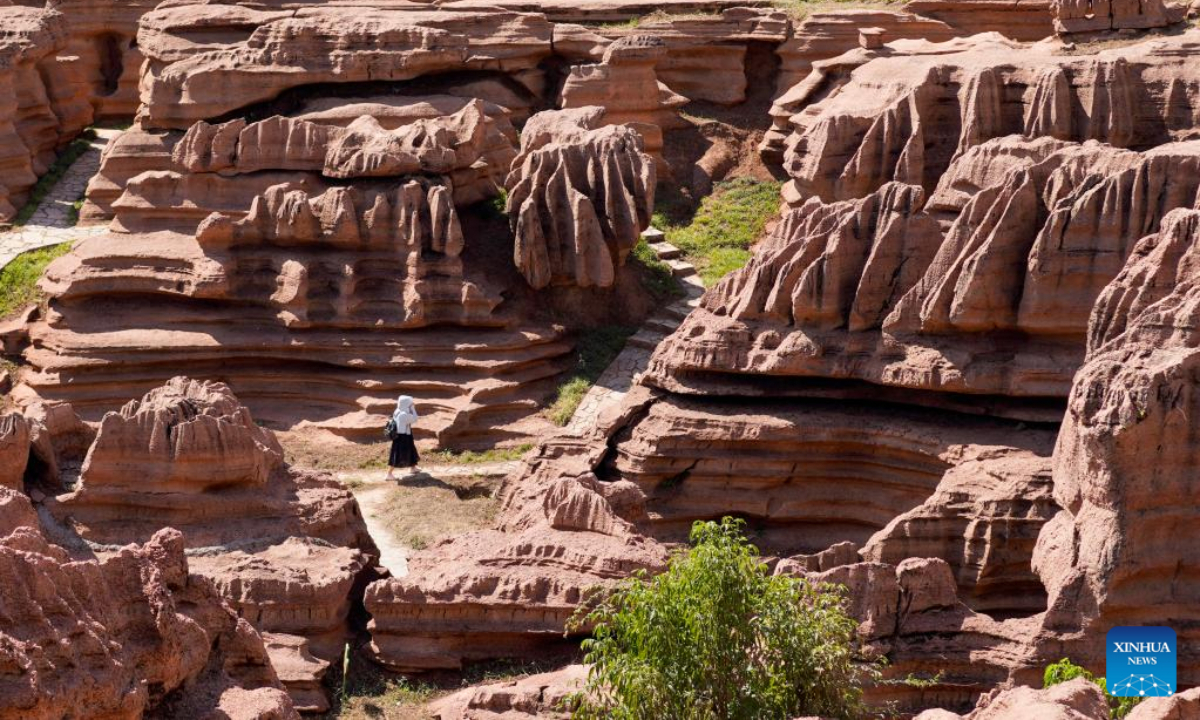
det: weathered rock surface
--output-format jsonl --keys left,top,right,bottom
{"left": 863, "top": 448, "right": 1057, "bottom": 618}
{"left": 136, "top": 4, "right": 555, "bottom": 130}
{"left": 47, "top": 0, "right": 158, "bottom": 119}
{"left": 915, "top": 678, "right": 1109, "bottom": 719}
{"left": 607, "top": 394, "right": 1056, "bottom": 558}
{"left": 559, "top": 34, "right": 687, "bottom": 159}
{"left": 505, "top": 107, "right": 655, "bottom": 289}
{"left": 652, "top": 34, "right": 1200, "bottom": 422}
{"left": 1030, "top": 203, "right": 1200, "bottom": 688}
{"left": 30, "top": 378, "right": 376, "bottom": 709}
{"left": 26, "top": 168, "right": 577, "bottom": 442}
{"left": 0, "top": 4, "right": 71, "bottom": 222}
{"left": 1051, "top": 0, "right": 1184, "bottom": 34}
{"left": 0, "top": 486, "right": 298, "bottom": 719}
{"left": 429, "top": 664, "right": 586, "bottom": 720}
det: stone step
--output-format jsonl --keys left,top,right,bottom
{"left": 649, "top": 241, "right": 681, "bottom": 260}
{"left": 628, "top": 329, "right": 666, "bottom": 351}
{"left": 663, "top": 303, "right": 692, "bottom": 321}
{"left": 644, "top": 317, "right": 679, "bottom": 335}
{"left": 666, "top": 258, "right": 696, "bottom": 278}
{"left": 640, "top": 226, "right": 666, "bottom": 243}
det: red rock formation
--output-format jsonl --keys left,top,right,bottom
{"left": 0, "top": 414, "right": 30, "bottom": 489}
{"left": 29, "top": 377, "right": 376, "bottom": 711}
{"left": 135, "top": 4, "right": 555, "bottom": 130}
{"left": 505, "top": 107, "right": 655, "bottom": 289}
{"left": 914, "top": 678, "right": 1110, "bottom": 719}
{"left": 862, "top": 449, "right": 1056, "bottom": 618}
{"left": 1029, "top": 204, "right": 1200, "bottom": 687}
{"left": 652, "top": 35, "right": 1200, "bottom": 422}
{"left": 429, "top": 664, "right": 586, "bottom": 720}
{"left": 559, "top": 34, "right": 687, "bottom": 159}
{"left": 1051, "top": 0, "right": 1184, "bottom": 34}
{"left": 47, "top": 0, "right": 158, "bottom": 120}
{"left": 0, "top": 486, "right": 298, "bottom": 719}
{"left": 0, "top": 3, "right": 73, "bottom": 221}
{"left": 606, "top": 394, "right": 1056, "bottom": 557}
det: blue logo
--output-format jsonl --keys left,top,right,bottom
{"left": 1107, "top": 626, "right": 1176, "bottom": 698}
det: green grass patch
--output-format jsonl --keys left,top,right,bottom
{"left": 325, "top": 645, "right": 440, "bottom": 719}
{"left": 0, "top": 243, "right": 72, "bottom": 320}
{"left": 630, "top": 239, "right": 683, "bottom": 301}
{"left": 66, "top": 199, "right": 84, "bottom": 227}
{"left": 547, "top": 325, "right": 636, "bottom": 426}
{"left": 423, "top": 443, "right": 534, "bottom": 465}
{"left": 655, "top": 177, "right": 782, "bottom": 287}
{"left": 11, "top": 130, "right": 96, "bottom": 227}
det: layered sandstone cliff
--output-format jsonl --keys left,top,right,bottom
{"left": 12, "top": 378, "right": 379, "bottom": 712}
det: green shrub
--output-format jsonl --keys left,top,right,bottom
{"left": 1043, "top": 658, "right": 1142, "bottom": 719}
{"left": 568, "top": 517, "right": 882, "bottom": 720}
{"left": 0, "top": 243, "right": 72, "bottom": 320}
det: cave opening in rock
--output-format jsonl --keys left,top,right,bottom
{"left": 95, "top": 33, "right": 124, "bottom": 97}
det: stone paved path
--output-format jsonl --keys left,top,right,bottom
{"left": 565, "top": 233, "right": 705, "bottom": 433}
{"left": 0, "top": 127, "right": 121, "bottom": 272}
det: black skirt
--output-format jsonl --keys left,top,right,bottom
{"left": 388, "top": 433, "right": 420, "bottom": 468}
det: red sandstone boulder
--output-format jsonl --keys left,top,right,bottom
{"left": 505, "top": 107, "right": 655, "bottom": 289}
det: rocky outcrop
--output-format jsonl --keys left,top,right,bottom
{"left": 47, "top": 0, "right": 158, "bottom": 119}
{"left": 0, "top": 414, "right": 30, "bottom": 489}
{"left": 606, "top": 394, "right": 1056, "bottom": 558}
{"left": 0, "top": 486, "right": 298, "bottom": 719}
{"left": 25, "top": 168, "right": 578, "bottom": 442}
{"left": 429, "top": 664, "right": 586, "bottom": 720}
{"left": 1051, "top": 0, "right": 1184, "bottom": 34}
{"left": 0, "top": 4, "right": 72, "bottom": 222}
{"left": 136, "top": 4, "right": 555, "bottom": 130}
{"left": 505, "top": 107, "right": 655, "bottom": 289}
{"left": 1030, "top": 204, "right": 1200, "bottom": 687}
{"left": 559, "top": 34, "right": 687, "bottom": 159}
{"left": 599, "top": 8, "right": 790, "bottom": 106}
{"left": 915, "top": 678, "right": 1110, "bottom": 720}
{"left": 33, "top": 378, "right": 376, "bottom": 711}
{"left": 862, "top": 449, "right": 1057, "bottom": 618}
{"left": 651, "top": 34, "right": 1200, "bottom": 421}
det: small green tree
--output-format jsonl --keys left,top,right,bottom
{"left": 567, "top": 517, "right": 883, "bottom": 720}
{"left": 1043, "top": 658, "right": 1143, "bottom": 719}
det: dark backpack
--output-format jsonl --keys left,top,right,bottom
{"left": 384, "top": 417, "right": 399, "bottom": 440}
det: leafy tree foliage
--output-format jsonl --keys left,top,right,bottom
{"left": 1044, "top": 658, "right": 1142, "bottom": 719}
{"left": 568, "top": 517, "right": 883, "bottom": 720}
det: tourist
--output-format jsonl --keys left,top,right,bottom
{"left": 385, "top": 395, "right": 421, "bottom": 480}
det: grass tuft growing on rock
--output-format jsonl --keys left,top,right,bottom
{"left": 0, "top": 242, "right": 72, "bottom": 320}
{"left": 654, "top": 177, "right": 782, "bottom": 286}
{"left": 546, "top": 325, "right": 636, "bottom": 426}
